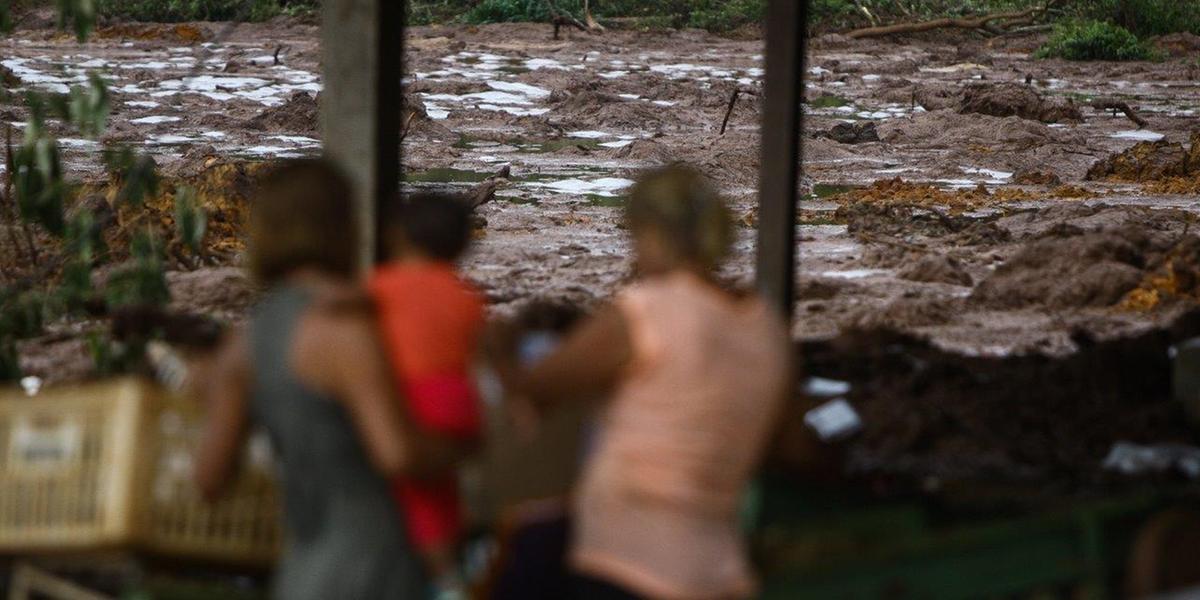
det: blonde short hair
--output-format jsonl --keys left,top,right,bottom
{"left": 625, "top": 165, "right": 733, "bottom": 270}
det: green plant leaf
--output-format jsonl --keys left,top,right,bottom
{"left": 103, "top": 145, "right": 159, "bottom": 208}
{"left": 173, "top": 185, "right": 207, "bottom": 255}
{"left": 65, "top": 208, "right": 107, "bottom": 264}
{"left": 12, "top": 137, "right": 67, "bottom": 237}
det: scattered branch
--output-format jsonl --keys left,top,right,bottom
{"left": 399, "top": 109, "right": 418, "bottom": 142}
{"left": 720, "top": 88, "right": 758, "bottom": 135}
{"left": 469, "top": 164, "right": 512, "bottom": 209}
{"left": 845, "top": 0, "right": 1062, "bottom": 39}
{"left": 583, "top": 0, "right": 605, "bottom": 32}
{"left": 1091, "top": 98, "right": 1148, "bottom": 129}
{"left": 850, "top": 0, "right": 878, "bottom": 27}
{"left": 546, "top": 0, "right": 600, "bottom": 40}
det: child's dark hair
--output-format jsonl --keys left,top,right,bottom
{"left": 384, "top": 192, "right": 472, "bottom": 261}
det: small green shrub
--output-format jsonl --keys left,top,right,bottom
{"left": 1074, "top": 0, "right": 1200, "bottom": 37}
{"left": 96, "top": 0, "right": 292, "bottom": 22}
{"left": 685, "top": 0, "right": 763, "bottom": 32}
{"left": 464, "top": 0, "right": 554, "bottom": 24}
{"left": 1035, "top": 20, "right": 1158, "bottom": 61}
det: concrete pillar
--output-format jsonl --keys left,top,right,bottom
{"left": 321, "top": 0, "right": 402, "bottom": 271}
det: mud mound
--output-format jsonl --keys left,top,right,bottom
{"left": 1, "top": 65, "right": 19, "bottom": 89}
{"left": 1145, "top": 176, "right": 1200, "bottom": 195}
{"left": 880, "top": 111, "right": 1069, "bottom": 149}
{"left": 96, "top": 23, "right": 210, "bottom": 43}
{"left": 1121, "top": 237, "right": 1200, "bottom": 311}
{"left": 673, "top": 131, "right": 760, "bottom": 189}
{"left": 839, "top": 200, "right": 998, "bottom": 238}
{"left": 163, "top": 144, "right": 220, "bottom": 178}
{"left": 958, "top": 82, "right": 1082, "bottom": 123}
{"left": 1013, "top": 168, "right": 1062, "bottom": 185}
{"left": 244, "top": 91, "right": 319, "bottom": 134}
{"left": 913, "top": 84, "right": 960, "bottom": 111}
{"left": 999, "top": 204, "right": 1190, "bottom": 241}
{"left": 816, "top": 121, "right": 879, "bottom": 144}
{"left": 801, "top": 314, "right": 1200, "bottom": 488}
{"left": 971, "top": 225, "right": 1180, "bottom": 309}
{"left": 1154, "top": 32, "right": 1200, "bottom": 57}
{"left": 834, "top": 177, "right": 997, "bottom": 213}
{"left": 1088, "top": 132, "right": 1200, "bottom": 182}
{"left": 613, "top": 139, "right": 675, "bottom": 163}
{"left": 899, "top": 255, "right": 973, "bottom": 286}
{"left": 848, "top": 297, "right": 959, "bottom": 330}
{"left": 550, "top": 91, "right": 666, "bottom": 130}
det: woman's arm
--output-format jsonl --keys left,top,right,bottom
{"left": 298, "top": 306, "right": 413, "bottom": 476}
{"left": 492, "top": 304, "right": 633, "bottom": 412}
{"left": 194, "top": 329, "right": 251, "bottom": 501}
{"left": 298, "top": 304, "right": 470, "bottom": 479}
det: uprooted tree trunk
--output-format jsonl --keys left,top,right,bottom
{"left": 1091, "top": 98, "right": 1149, "bottom": 129}
{"left": 547, "top": 0, "right": 603, "bottom": 39}
{"left": 845, "top": 0, "right": 1062, "bottom": 39}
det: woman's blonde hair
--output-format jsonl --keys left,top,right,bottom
{"left": 248, "top": 159, "right": 358, "bottom": 284}
{"left": 625, "top": 164, "right": 733, "bottom": 270}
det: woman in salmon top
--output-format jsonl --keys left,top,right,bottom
{"left": 490, "top": 165, "right": 793, "bottom": 600}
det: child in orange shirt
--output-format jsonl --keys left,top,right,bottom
{"left": 370, "top": 193, "right": 485, "bottom": 594}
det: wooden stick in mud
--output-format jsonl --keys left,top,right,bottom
{"left": 844, "top": 0, "right": 1061, "bottom": 39}
{"left": 399, "top": 109, "right": 418, "bottom": 142}
{"left": 720, "top": 88, "right": 758, "bottom": 135}
{"left": 1091, "top": 99, "right": 1149, "bottom": 129}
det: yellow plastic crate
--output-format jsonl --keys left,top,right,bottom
{"left": 0, "top": 378, "right": 281, "bottom": 566}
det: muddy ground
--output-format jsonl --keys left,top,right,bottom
{"left": 5, "top": 17, "right": 1200, "bottom": 488}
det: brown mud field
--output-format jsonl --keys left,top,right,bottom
{"left": 5, "top": 18, "right": 1200, "bottom": 490}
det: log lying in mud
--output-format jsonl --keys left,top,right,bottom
{"left": 845, "top": 0, "right": 1060, "bottom": 39}
{"left": 469, "top": 164, "right": 512, "bottom": 209}
{"left": 1092, "top": 98, "right": 1149, "bottom": 129}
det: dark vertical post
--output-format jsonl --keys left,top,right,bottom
{"left": 755, "top": 0, "right": 806, "bottom": 321}
{"left": 321, "top": 0, "right": 403, "bottom": 271}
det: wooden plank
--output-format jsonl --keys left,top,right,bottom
{"left": 755, "top": 0, "right": 807, "bottom": 321}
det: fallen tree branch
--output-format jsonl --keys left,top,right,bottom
{"left": 851, "top": 0, "right": 878, "bottom": 27}
{"left": 552, "top": 14, "right": 588, "bottom": 40}
{"left": 845, "top": 0, "right": 1061, "bottom": 39}
{"left": 583, "top": 0, "right": 605, "bottom": 32}
{"left": 720, "top": 88, "right": 758, "bottom": 135}
{"left": 545, "top": 0, "right": 593, "bottom": 40}
{"left": 1091, "top": 98, "right": 1148, "bottom": 128}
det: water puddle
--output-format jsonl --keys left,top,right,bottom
{"left": 821, "top": 269, "right": 889, "bottom": 280}
{"left": 526, "top": 177, "right": 634, "bottom": 197}
{"left": 130, "top": 115, "right": 182, "bottom": 125}
{"left": 809, "top": 95, "right": 851, "bottom": 109}
{"left": 1110, "top": 130, "right": 1165, "bottom": 142}
{"left": 961, "top": 166, "right": 1013, "bottom": 183}
{"left": 422, "top": 80, "right": 552, "bottom": 119}
{"left": 810, "top": 183, "right": 858, "bottom": 198}
{"left": 404, "top": 168, "right": 495, "bottom": 184}
{"left": 404, "top": 167, "right": 633, "bottom": 204}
